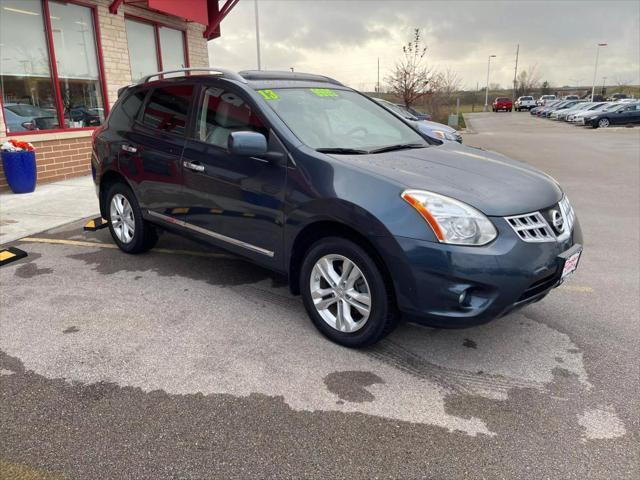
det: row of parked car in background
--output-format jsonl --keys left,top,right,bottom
{"left": 528, "top": 97, "right": 640, "bottom": 128}
{"left": 490, "top": 93, "right": 639, "bottom": 128}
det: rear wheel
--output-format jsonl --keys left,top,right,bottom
{"left": 106, "top": 182, "right": 158, "bottom": 253}
{"left": 300, "top": 237, "right": 399, "bottom": 348}
{"left": 597, "top": 118, "right": 610, "bottom": 128}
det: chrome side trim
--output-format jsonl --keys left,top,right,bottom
{"left": 147, "top": 210, "right": 274, "bottom": 257}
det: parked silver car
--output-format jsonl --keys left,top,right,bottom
{"left": 373, "top": 98, "right": 462, "bottom": 143}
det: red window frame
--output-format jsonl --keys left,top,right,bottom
{"left": 0, "top": 0, "right": 110, "bottom": 137}
{"left": 124, "top": 13, "right": 190, "bottom": 79}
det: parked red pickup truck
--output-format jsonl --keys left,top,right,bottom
{"left": 492, "top": 97, "right": 513, "bottom": 112}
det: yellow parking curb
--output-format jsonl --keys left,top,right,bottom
{"left": 0, "top": 247, "right": 28, "bottom": 266}
{"left": 83, "top": 217, "right": 109, "bottom": 231}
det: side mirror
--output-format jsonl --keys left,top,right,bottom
{"left": 228, "top": 131, "right": 268, "bottom": 157}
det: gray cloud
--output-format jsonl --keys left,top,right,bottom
{"left": 209, "top": 0, "right": 640, "bottom": 90}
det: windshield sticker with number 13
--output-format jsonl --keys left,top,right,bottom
{"left": 258, "top": 89, "right": 279, "bottom": 100}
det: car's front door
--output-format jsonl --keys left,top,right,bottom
{"left": 179, "top": 83, "right": 287, "bottom": 269}
{"left": 119, "top": 83, "right": 194, "bottom": 223}
{"left": 614, "top": 104, "right": 640, "bottom": 124}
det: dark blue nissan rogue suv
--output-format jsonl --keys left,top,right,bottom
{"left": 92, "top": 68, "right": 583, "bottom": 347}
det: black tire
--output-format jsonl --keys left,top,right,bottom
{"left": 105, "top": 182, "right": 158, "bottom": 253}
{"left": 299, "top": 237, "right": 399, "bottom": 348}
{"left": 597, "top": 118, "right": 610, "bottom": 129}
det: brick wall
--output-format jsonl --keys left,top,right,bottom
{"left": 0, "top": 136, "right": 93, "bottom": 190}
{"left": 1, "top": 0, "right": 210, "bottom": 191}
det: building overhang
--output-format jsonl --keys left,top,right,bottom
{"left": 109, "top": 0, "right": 238, "bottom": 39}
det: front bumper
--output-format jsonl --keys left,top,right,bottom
{"left": 382, "top": 216, "right": 583, "bottom": 328}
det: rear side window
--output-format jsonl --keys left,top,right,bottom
{"left": 195, "top": 87, "right": 266, "bottom": 149}
{"left": 142, "top": 84, "right": 194, "bottom": 135}
{"left": 108, "top": 89, "right": 146, "bottom": 129}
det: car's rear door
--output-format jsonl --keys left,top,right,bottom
{"left": 179, "top": 82, "right": 287, "bottom": 269}
{"left": 118, "top": 82, "right": 195, "bottom": 223}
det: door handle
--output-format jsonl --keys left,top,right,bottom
{"left": 183, "top": 161, "right": 205, "bottom": 173}
{"left": 121, "top": 144, "right": 137, "bottom": 153}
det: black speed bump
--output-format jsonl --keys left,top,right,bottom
{"left": 0, "top": 247, "right": 28, "bottom": 267}
{"left": 84, "top": 217, "right": 109, "bottom": 231}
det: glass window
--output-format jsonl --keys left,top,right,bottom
{"left": 0, "top": 0, "right": 60, "bottom": 131}
{"left": 158, "top": 27, "right": 185, "bottom": 74}
{"left": 125, "top": 19, "right": 158, "bottom": 82}
{"left": 196, "top": 87, "right": 266, "bottom": 148}
{"left": 142, "top": 84, "right": 193, "bottom": 135}
{"left": 108, "top": 89, "right": 146, "bottom": 129}
{"left": 49, "top": 0, "right": 105, "bottom": 127}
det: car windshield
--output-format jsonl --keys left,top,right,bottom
{"left": 262, "top": 88, "right": 427, "bottom": 152}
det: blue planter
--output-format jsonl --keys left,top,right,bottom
{"left": 2, "top": 150, "right": 37, "bottom": 193}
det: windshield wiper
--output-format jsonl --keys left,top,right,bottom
{"left": 316, "top": 147, "right": 369, "bottom": 155}
{"left": 368, "top": 143, "right": 426, "bottom": 154}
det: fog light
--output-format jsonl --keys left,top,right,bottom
{"left": 458, "top": 290, "right": 468, "bottom": 306}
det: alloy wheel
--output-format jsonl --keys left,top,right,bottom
{"left": 110, "top": 193, "right": 135, "bottom": 244}
{"left": 309, "top": 254, "right": 371, "bottom": 333}
{"left": 598, "top": 118, "right": 610, "bottom": 128}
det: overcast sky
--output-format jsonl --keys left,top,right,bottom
{"left": 208, "top": 0, "right": 640, "bottom": 92}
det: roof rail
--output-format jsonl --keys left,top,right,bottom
{"left": 137, "top": 67, "right": 247, "bottom": 85}
{"left": 238, "top": 70, "right": 343, "bottom": 86}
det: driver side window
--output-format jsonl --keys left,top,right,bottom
{"left": 195, "top": 87, "right": 267, "bottom": 149}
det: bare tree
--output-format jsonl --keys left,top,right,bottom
{"left": 613, "top": 77, "right": 632, "bottom": 94}
{"left": 516, "top": 64, "right": 542, "bottom": 95}
{"left": 426, "top": 67, "right": 462, "bottom": 116}
{"left": 434, "top": 67, "right": 462, "bottom": 97}
{"left": 386, "top": 29, "right": 435, "bottom": 107}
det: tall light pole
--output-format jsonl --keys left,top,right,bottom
{"left": 483, "top": 54, "right": 496, "bottom": 112}
{"left": 254, "top": 0, "right": 262, "bottom": 70}
{"left": 602, "top": 76, "right": 607, "bottom": 97}
{"left": 590, "top": 43, "right": 607, "bottom": 101}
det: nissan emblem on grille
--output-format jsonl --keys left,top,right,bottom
{"left": 505, "top": 196, "right": 575, "bottom": 243}
{"left": 551, "top": 209, "right": 565, "bottom": 233}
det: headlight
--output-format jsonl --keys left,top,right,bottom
{"left": 401, "top": 190, "right": 497, "bottom": 245}
{"left": 431, "top": 130, "right": 458, "bottom": 142}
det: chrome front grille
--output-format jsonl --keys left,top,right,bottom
{"left": 506, "top": 196, "right": 576, "bottom": 243}
{"left": 505, "top": 212, "right": 555, "bottom": 243}
{"left": 559, "top": 195, "right": 576, "bottom": 233}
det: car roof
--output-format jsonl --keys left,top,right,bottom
{"left": 119, "top": 67, "right": 347, "bottom": 97}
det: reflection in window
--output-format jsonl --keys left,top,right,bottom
{"left": 142, "top": 85, "right": 193, "bottom": 135}
{"left": 49, "top": 0, "right": 105, "bottom": 127}
{"left": 0, "top": 0, "right": 59, "bottom": 131}
{"left": 125, "top": 18, "right": 158, "bottom": 82}
{"left": 196, "top": 88, "right": 265, "bottom": 148}
{"left": 158, "top": 27, "right": 185, "bottom": 75}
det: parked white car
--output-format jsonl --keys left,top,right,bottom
{"left": 515, "top": 96, "right": 536, "bottom": 111}
{"left": 537, "top": 95, "right": 556, "bottom": 106}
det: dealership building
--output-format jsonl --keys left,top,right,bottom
{"left": 0, "top": 0, "right": 236, "bottom": 190}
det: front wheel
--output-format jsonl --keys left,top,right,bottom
{"left": 300, "top": 237, "right": 399, "bottom": 348}
{"left": 597, "top": 118, "right": 610, "bottom": 128}
{"left": 106, "top": 182, "right": 158, "bottom": 253}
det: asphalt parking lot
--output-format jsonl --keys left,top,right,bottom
{"left": 1, "top": 112, "right": 638, "bottom": 479}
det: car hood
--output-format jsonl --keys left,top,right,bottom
{"left": 335, "top": 143, "right": 562, "bottom": 216}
